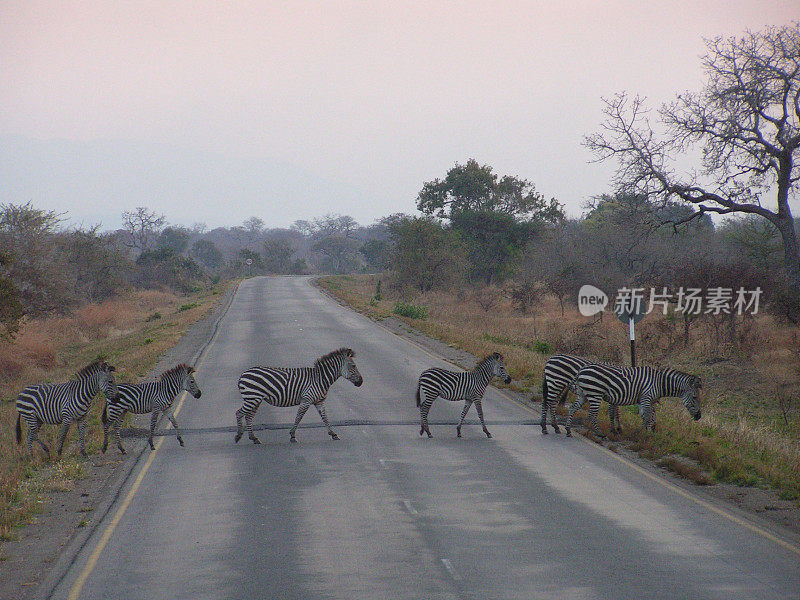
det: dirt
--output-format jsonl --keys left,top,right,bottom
{"left": 0, "top": 282, "right": 238, "bottom": 600}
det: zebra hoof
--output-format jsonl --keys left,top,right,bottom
{"left": 178, "top": 438, "right": 185, "bottom": 447}
{"left": 426, "top": 433, "right": 433, "bottom": 439}
{"left": 553, "top": 426, "right": 561, "bottom": 434}
{"left": 541, "top": 428, "right": 548, "bottom": 435}
{"left": 290, "top": 437, "right": 297, "bottom": 444}
{"left": 419, "top": 427, "right": 424, "bottom": 436}
{"left": 329, "top": 433, "right": 340, "bottom": 440}
{"left": 565, "top": 430, "right": 572, "bottom": 438}
{"left": 119, "top": 448, "right": 126, "bottom": 455}
{"left": 456, "top": 430, "right": 462, "bottom": 438}
{"left": 234, "top": 432, "right": 242, "bottom": 443}
{"left": 251, "top": 437, "right": 262, "bottom": 445}
{"left": 485, "top": 431, "right": 492, "bottom": 439}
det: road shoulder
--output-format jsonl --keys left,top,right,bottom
{"left": 0, "top": 281, "right": 239, "bottom": 600}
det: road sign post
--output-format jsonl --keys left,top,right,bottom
{"left": 616, "top": 305, "right": 646, "bottom": 367}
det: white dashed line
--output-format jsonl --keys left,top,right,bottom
{"left": 401, "top": 499, "right": 418, "bottom": 515}
{"left": 440, "top": 558, "right": 461, "bottom": 581}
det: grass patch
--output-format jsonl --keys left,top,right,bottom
{"left": 393, "top": 302, "right": 428, "bottom": 319}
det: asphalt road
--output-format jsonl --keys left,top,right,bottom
{"left": 52, "top": 276, "right": 799, "bottom": 599}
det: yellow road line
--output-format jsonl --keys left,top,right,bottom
{"left": 376, "top": 315, "right": 800, "bottom": 557}
{"left": 67, "top": 391, "right": 189, "bottom": 599}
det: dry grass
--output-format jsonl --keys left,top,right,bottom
{"left": 320, "top": 274, "right": 800, "bottom": 500}
{"left": 0, "top": 283, "right": 230, "bottom": 543}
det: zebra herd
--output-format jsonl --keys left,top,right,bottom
{"left": 14, "top": 347, "right": 702, "bottom": 458}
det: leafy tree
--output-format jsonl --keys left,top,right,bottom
{"left": 417, "top": 159, "right": 563, "bottom": 223}
{"left": 311, "top": 236, "right": 361, "bottom": 274}
{"left": 62, "top": 227, "right": 130, "bottom": 301}
{"left": 0, "top": 202, "right": 75, "bottom": 314}
{"left": 450, "top": 210, "right": 535, "bottom": 284}
{"left": 191, "top": 239, "right": 223, "bottom": 270}
{"left": 157, "top": 227, "right": 190, "bottom": 255}
{"left": 586, "top": 24, "right": 800, "bottom": 320}
{"left": 388, "top": 216, "right": 468, "bottom": 291}
{"left": 359, "top": 239, "right": 389, "bottom": 271}
{"left": 0, "top": 250, "right": 23, "bottom": 339}
{"left": 263, "top": 238, "right": 295, "bottom": 273}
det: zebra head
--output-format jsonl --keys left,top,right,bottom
{"left": 490, "top": 352, "right": 512, "bottom": 384}
{"left": 340, "top": 349, "right": 363, "bottom": 387}
{"left": 98, "top": 361, "right": 118, "bottom": 400}
{"left": 182, "top": 365, "right": 202, "bottom": 399}
{"left": 682, "top": 375, "right": 702, "bottom": 421}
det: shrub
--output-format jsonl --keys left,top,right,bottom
{"left": 393, "top": 302, "right": 428, "bottom": 319}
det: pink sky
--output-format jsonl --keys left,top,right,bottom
{"left": 1, "top": 1, "right": 797, "bottom": 227}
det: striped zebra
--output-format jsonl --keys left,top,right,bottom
{"left": 235, "top": 347, "right": 363, "bottom": 444}
{"left": 541, "top": 354, "right": 620, "bottom": 434}
{"left": 101, "top": 364, "right": 202, "bottom": 454}
{"left": 15, "top": 360, "right": 118, "bottom": 458}
{"left": 416, "top": 352, "right": 511, "bottom": 439}
{"left": 566, "top": 364, "right": 702, "bottom": 437}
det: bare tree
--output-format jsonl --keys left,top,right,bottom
{"left": 585, "top": 24, "right": 800, "bottom": 320}
{"left": 122, "top": 207, "right": 166, "bottom": 253}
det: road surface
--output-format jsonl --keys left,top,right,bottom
{"left": 52, "top": 276, "right": 799, "bottom": 599}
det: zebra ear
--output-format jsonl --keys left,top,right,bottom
{"left": 188, "top": 366, "right": 196, "bottom": 373}
{"left": 108, "top": 365, "right": 116, "bottom": 372}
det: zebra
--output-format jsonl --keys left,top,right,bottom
{"left": 101, "top": 363, "right": 202, "bottom": 454}
{"left": 416, "top": 352, "right": 511, "bottom": 439}
{"left": 540, "top": 354, "right": 621, "bottom": 435}
{"left": 565, "top": 364, "right": 702, "bottom": 437}
{"left": 15, "top": 360, "right": 118, "bottom": 458}
{"left": 235, "top": 347, "right": 363, "bottom": 444}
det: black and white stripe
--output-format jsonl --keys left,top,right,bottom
{"left": 15, "top": 360, "right": 118, "bottom": 458}
{"left": 235, "top": 347, "right": 363, "bottom": 444}
{"left": 416, "top": 352, "right": 511, "bottom": 439}
{"left": 541, "top": 354, "right": 620, "bottom": 434}
{"left": 566, "top": 364, "right": 702, "bottom": 437}
{"left": 101, "top": 363, "right": 202, "bottom": 454}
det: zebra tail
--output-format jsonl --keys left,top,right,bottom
{"left": 416, "top": 382, "right": 421, "bottom": 408}
{"left": 15, "top": 413, "right": 21, "bottom": 445}
{"left": 101, "top": 402, "right": 108, "bottom": 425}
{"left": 541, "top": 376, "right": 548, "bottom": 403}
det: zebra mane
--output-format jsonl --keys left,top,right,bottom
{"left": 75, "top": 360, "right": 106, "bottom": 378}
{"left": 476, "top": 352, "right": 503, "bottom": 369}
{"left": 160, "top": 363, "right": 194, "bottom": 380}
{"left": 314, "top": 348, "right": 355, "bottom": 368}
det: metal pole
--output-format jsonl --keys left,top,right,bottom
{"left": 629, "top": 316, "right": 636, "bottom": 367}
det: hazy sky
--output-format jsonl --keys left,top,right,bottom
{"left": 1, "top": 1, "right": 797, "bottom": 230}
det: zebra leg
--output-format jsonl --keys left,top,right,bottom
{"left": 565, "top": 390, "right": 588, "bottom": 437}
{"left": 113, "top": 414, "right": 126, "bottom": 455}
{"left": 540, "top": 395, "right": 549, "bottom": 434}
{"left": 245, "top": 410, "right": 260, "bottom": 444}
{"left": 289, "top": 401, "right": 312, "bottom": 443}
{"left": 235, "top": 406, "right": 245, "bottom": 443}
{"left": 168, "top": 414, "right": 184, "bottom": 447}
{"left": 608, "top": 404, "right": 621, "bottom": 434}
{"left": 456, "top": 400, "right": 473, "bottom": 438}
{"left": 148, "top": 411, "right": 159, "bottom": 450}
{"left": 57, "top": 417, "right": 72, "bottom": 456}
{"left": 77, "top": 417, "right": 88, "bottom": 457}
{"left": 27, "top": 418, "right": 50, "bottom": 458}
{"left": 475, "top": 400, "right": 492, "bottom": 438}
{"left": 419, "top": 399, "right": 433, "bottom": 438}
{"left": 102, "top": 412, "right": 110, "bottom": 453}
{"left": 314, "top": 401, "right": 339, "bottom": 440}
{"left": 639, "top": 399, "right": 654, "bottom": 432}
{"left": 588, "top": 401, "right": 602, "bottom": 437}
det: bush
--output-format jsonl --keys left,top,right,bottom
{"left": 530, "top": 340, "right": 552, "bottom": 354}
{"left": 393, "top": 302, "right": 428, "bottom": 319}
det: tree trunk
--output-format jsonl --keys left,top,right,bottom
{"left": 774, "top": 212, "right": 800, "bottom": 323}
